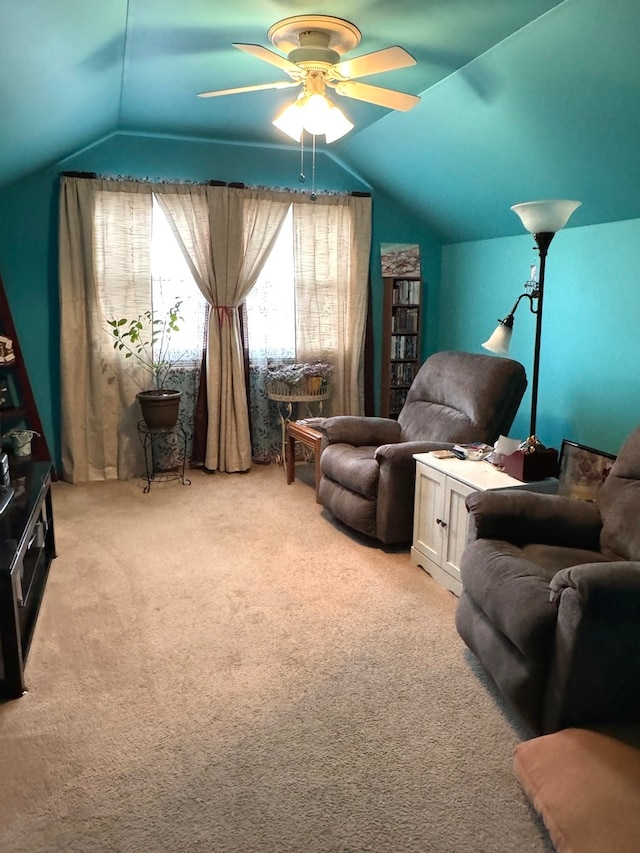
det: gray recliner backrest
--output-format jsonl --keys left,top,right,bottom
{"left": 597, "top": 425, "right": 640, "bottom": 561}
{"left": 398, "top": 351, "right": 527, "bottom": 444}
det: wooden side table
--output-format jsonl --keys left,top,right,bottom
{"left": 286, "top": 420, "right": 323, "bottom": 503}
{"left": 267, "top": 385, "right": 329, "bottom": 464}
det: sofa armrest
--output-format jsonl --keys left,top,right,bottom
{"left": 544, "top": 561, "right": 640, "bottom": 732}
{"left": 551, "top": 561, "right": 640, "bottom": 598}
{"left": 465, "top": 489, "right": 602, "bottom": 548}
{"left": 319, "top": 416, "right": 401, "bottom": 447}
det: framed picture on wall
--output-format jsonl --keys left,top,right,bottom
{"left": 557, "top": 440, "right": 616, "bottom": 501}
{"left": 380, "top": 243, "right": 421, "bottom": 277}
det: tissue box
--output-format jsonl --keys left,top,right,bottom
{"left": 502, "top": 448, "right": 559, "bottom": 482}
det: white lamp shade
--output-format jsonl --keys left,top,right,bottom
{"left": 272, "top": 93, "right": 353, "bottom": 143}
{"left": 272, "top": 101, "right": 304, "bottom": 142}
{"left": 511, "top": 200, "right": 581, "bottom": 234}
{"left": 323, "top": 102, "right": 354, "bottom": 143}
{"left": 482, "top": 323, "right": 513, "bottom": 356}
{"left": 300, "top": 92, "right": 332, "bottom": 135}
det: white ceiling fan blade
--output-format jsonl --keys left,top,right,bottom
{"left": 233, "top": 43, "right": 301, "bottom": 76}
{"left": 331, "top": 46, "right": 416, "bottom": 80}
{"left": 333, "top": 80, "right": 420, "bottom": 111}
{"left": 198, "top": 81, "right": 299, "bottom": 98}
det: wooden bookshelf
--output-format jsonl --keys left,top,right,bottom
{"left": 380, "top": 276, "right": 422, "bottom": 418}
{"left": 0, "top": 274, "right": 50, "bottom": 465}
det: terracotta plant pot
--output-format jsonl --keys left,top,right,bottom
{"left": 136, "top": 389, "right": 181, "bottom": 430}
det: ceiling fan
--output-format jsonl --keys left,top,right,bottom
{"left": 197, "top": 15, "right": 420, "bottom": 142}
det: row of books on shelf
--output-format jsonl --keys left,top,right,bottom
{"left": 390, "top": 334, "right": 418, "bottom": 360}
{"left": 391, "top": 307, "right": 419, "bottom": 333}
{"left": 391, "top": 279, "right": 421, "bottom": 306}
{"left": 390, "top": 362, "right": 418, "bottom": 387}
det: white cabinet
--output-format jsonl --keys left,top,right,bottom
{"left": 411, "top": 453, "right": 523, "bottom": 595}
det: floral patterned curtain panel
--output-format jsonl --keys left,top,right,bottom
{"left": 248, "top": 365, "right": 282, "bottom": 463}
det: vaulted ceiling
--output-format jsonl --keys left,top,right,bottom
{"left": 2, "top": 0, "right": 639, "bottom": 242}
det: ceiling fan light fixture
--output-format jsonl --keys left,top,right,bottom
{"left": 202, "top": 16, "right": 418, "bottom": 144}
{"left": 272, "top": 92, "right": 353, "bottom": 143}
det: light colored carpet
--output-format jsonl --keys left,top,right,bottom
{"left": 0, "top": 464, "right": 553, "bottom": 852}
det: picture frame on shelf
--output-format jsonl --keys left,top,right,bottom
{"left": 557, "top": 439, "right": 616, "bottom": 501}
{"left": 0, "top": 378, "right": 14, "bottom": 410}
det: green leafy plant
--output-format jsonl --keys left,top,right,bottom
{"left": 107, "top": 300, "right": 185, "bottom": 390}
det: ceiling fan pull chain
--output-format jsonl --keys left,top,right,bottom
{"left": 299, "top": 134, "right": 306, "bottom": 184}
{"left": 310, "top": 133, "right": 317, "bottom": 202}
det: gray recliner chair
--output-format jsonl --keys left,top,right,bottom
{"left": 318, "top": 350, "right": 527, "bottom": 544}
{"left": 456, "top": 424, "right": 640, "bottom": 734}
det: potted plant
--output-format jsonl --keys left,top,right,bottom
{"left": 107, "top": 300, "right": 185, "bottom": 429}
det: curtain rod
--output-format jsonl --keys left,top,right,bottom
{"left": 59, "top": 173, "right": 370, "bottom": 197}
{"left": 60, "top": 173, "right": 234, "bottom": 186}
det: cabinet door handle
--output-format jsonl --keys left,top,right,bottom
{"left": 436, "top": 517, "right": 447, "bottom": 528}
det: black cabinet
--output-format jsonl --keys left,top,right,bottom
{"left": 0, "top": 461, "right": 56, "bottom": 698}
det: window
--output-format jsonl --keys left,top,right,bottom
{"left": 151, "top": 197, "right": 208, "bottom": 366}
{"left": 244, "top": 205, "right": 295, "bottom": 362}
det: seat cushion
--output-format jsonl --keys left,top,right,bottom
{"left": 514, "top": 728, "right": 640, "bottom": 853}
{"left": 320, "top": 444, "right": 379, "bottom": 500}
{"left": 460, "top": 539, "right": 607, "bottom": 663}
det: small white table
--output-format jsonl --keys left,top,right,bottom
{"left": 411, "top": 453, "right": 524, "bottom": 595}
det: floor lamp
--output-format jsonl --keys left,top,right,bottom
{"left": 482, "top": 199, "right": 581, "bottom": 438}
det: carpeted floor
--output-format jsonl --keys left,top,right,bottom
{"left": 0, "top": 463, "right": 553, "bottom": 852}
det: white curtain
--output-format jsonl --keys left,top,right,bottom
{"left": 155, "top": 185, "right": 290, "bottom": 471}
{"left": 293, "top": 193, "right": 372, "bottom": 415}
{"left": 59, "top": 177, "right": 153, "bottom": 482}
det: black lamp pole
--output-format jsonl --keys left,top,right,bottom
{"left": 529, "top": 231, "right": 555, "bottom": 438}
{"left": 484, "top": 200, "right": 581, "bottom": 439}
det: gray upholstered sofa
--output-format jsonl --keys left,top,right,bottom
{"left": 456, "top": 424, "right": 640, "bottom": 734}
{"left": 318, "top": 350, "right": 527, "bottom": 544}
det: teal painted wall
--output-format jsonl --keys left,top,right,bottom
{"left": 0, "top": 170, "right": 59, "bottom": 462}
{"left": 0, "top": 132, "right": 438, "bottom": 469}
{"left": 440, "top": 219, "right": 640, "bottom": 455}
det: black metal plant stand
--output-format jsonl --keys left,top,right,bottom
{"left": 137, "top": 421, "right": 191, "bottom": 493}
